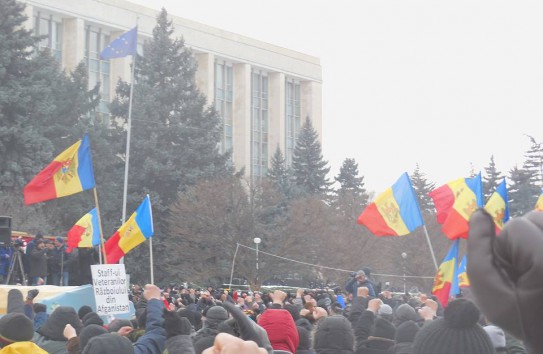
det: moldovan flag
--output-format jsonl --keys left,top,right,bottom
{"left": 105, "top": 195, "right": 153, "bottom": 264}
{"left": 432, "top": 239, "right": 459, "bottom": 307}
{"left": 484, "top": 179, "right": 509, "bottom": 232}
{"left": 23, "top": 134, "right": 95, "bottom": 205}
{"left": 535, "top": 189, "right": 543, "bottom": 211}
{"left": 451, "top": 255, "right": 470, "bottom": 296}
{"left": 66, "top": 208, "right": 100, "bottom": 253}
{"left": 358, "top": 173, "right": 424, "bottom": 236}
{"left": 429, "top": 173, "right": 483, "bottom": 240}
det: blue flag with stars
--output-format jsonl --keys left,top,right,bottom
{"left": 100, "top": 27, "right": 138, "bottom": 60}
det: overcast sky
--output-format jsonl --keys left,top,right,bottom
{"left": 131, "top": 0, "right": 543, "bottom": 193}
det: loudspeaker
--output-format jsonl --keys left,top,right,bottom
{"left": 0, "top": 216, "right": 12, "bottom": 246}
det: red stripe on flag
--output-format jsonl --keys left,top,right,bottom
{"left": 105, "top": 232, "right": 124, "bottom": 264}
{"left": 434, "top": 282, "right": 452, "bottom": 308}
{"left": 23, "top": 161, "right": 63, "bottom": 205}
{"left": 429, "top": 184, "right": 455, "bottom": 224}
{"left": 66, "top": 225, "right": 86, "bottom": 253}
{"left": 358, "top": 203, "right": 399, "bottom": 236}
{"left": 442, "top": 209, "right": 469, "bottom": 240}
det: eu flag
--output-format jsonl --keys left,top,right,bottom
{"left": 100, "top": 27, "right": 138, "bottom": 60}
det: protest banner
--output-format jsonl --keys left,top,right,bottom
{"left": 91, "top": 263, "right": 130, "bottom": 315}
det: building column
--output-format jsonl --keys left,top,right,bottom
{"left": 268, "top": 72, "right": 286, "bottom": 158}
{"left": 62, "top": 17, "right": 85, "bottom": 72}
{"left": 232, "top": 63, "right": 251, "bottom": 175}
{"left": 301, "top": 80, "right": 323, "bottom": 144}
{"left": 22, "top": 4, "right": 34, "bottom": 31}
{"left": 195, "top": 53, "right": 215, "bottom": 106}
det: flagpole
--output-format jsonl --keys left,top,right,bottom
{"left": 149, "top": 237, "right": 154, "bottom": 284}
{"left": 93, "top": 187, "right": 108, "bottom": 264}
{"left": 422, "top": 225, "right": 438, "bottom": 271}
{"left": 120, "top": 26, "right": 138, "bottom": 265}
{"left": 147, "top": 194, "right": 154, "bottom": 284}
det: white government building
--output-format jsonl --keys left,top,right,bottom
{"left": 20, "top": 0, "right": 323, "bottom": 179}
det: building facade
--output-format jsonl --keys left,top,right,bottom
{"left": 21, "top": 0, "right": 322, "bottom": 179}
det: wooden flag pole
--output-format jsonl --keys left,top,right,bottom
{"left": 422, "top": 224, "right": 439, "bottom": 271}
{"left": 93, "top": 187, "right": 108, "bottom": 264}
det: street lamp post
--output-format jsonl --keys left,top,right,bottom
{"left": 254, "top": 237, "right": 261, "bottom": 285}
{"left": 401, "top": 252, "right": 407, "bottom": 294}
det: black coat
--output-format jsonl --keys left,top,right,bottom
{"left": 29, "top": 248, "right": 48, "bottom": 278}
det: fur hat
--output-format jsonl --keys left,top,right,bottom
{"left": 413, "top": 299, "right": 495, "bottom": 354}
{"left": 0, "top": 313, "right": 34, "bottom": 346}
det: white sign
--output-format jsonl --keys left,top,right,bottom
{"left": 91, "top": 264, "right": 130, "bottom": 315}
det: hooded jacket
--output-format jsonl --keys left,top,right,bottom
{"left": 259, "top": 309, "right": 299, "bottom": 354}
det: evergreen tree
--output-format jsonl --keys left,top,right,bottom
{"left": 483, "top": 155, "right": 504, "bottom": 201}
{"left": 335, "top": 158, "right": 366, "bottom": 197}
{"left": 291, "top": 117, "right": 331, "bottom": 196}
{"left": 267, "top": 146, "right": 293, "bottom": 198}
{"left": 524, "top": 135, "right": 543, "bottom": 187}
{"left": 411, "top": 163, "right": 435, "bottom": 213}
{"left": 0, "top": 0, "right": 54, "bottom": 191}
{"left": 508, "top": 165, "right": 539, "bottom": 216}
{"left": 334, "top": 158, "right": 368, "bottom": 222}
{"left": 110, "top": 9, "right": 230, "bottom": 279}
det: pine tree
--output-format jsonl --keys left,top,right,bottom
{"left": 110, "top": 9, "right": 230, "bottom": 279}
{"left": 508, "top": 165, "right": 539, "bottom": 216}
{"left": 291, "top": 117, "right": 331, "bottom": 196}
{"left": 267, "top": 146, "right": 293, "bottom": 198}
{"left": 335, "top": 158, "right": 366, "bottom": 197}
{"left": 483, "top": 155, "right": 504, "bottom": 200}
{"left": 411, "top": 163, "right": 435, "bottom": 213}
{"left": 334, "top": 158, "right": 368, "bottom": 222}
{"left": 0, "top": 0, "right": 54, "bottom": 191}
{"left": 524, "top": 135, "right": 543, "bottom": 187}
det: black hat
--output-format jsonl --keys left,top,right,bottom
{"left": 0, "top": 313, "right": 34, "bottom": 346}
{"left": 412, "top": 299, "right": 495, "bottom": 354}
{"left": 82, "top": 333, "right": 134, "bottom": 354}
{"left": 6, "top": 289, "right": 24, "bottom": 314}
{"left": 372, "top": 317, "right": 396, "bottom": 340}
{"left": 78, "top": 305, "right": 93, "bottom": 320}
{"left": 313, "top": 315, "right": 354, "bottom": 353}
{"left": 79, "top": 324, "right": 107, "bottom": 350}
{"left": 395, "top": 320, "right": 419, "bottom": 343}
{"left": 38, "top": 306, "right": 83, "bottom": 341}
{"left": 82, "top": 312, "right": 104, "bottom": 327}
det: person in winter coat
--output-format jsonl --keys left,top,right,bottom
{"left": 0, "top": 245, "right": 12, "bottom": 284}
{"left": 29, "top": 240, "right": 48, "bottom": 286}
{"left": 193, "top": 305, "right": 229, "bottom": 346}
{"left": 352, "top": 299, "right": 395, "bottom": 354}
{"left": 346, "top": 270, "right": 376, "bottom": 298}
{"left": 313, "top": 315, "right": 354, "bottom": 354}
{"left": 258, "top": 309, "right": 299, "bottom": 354}
{"left": 32, "top": 306, "right": 83, "bottom": 354}
{"left": 387, "top": 320, "right": 419, "bottom": 354}
{"left": 468, "top": 209, "right": 542, "bottom": 353}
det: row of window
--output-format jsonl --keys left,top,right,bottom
{"left": 32, "top": 13, "right": 303, "bottom": 178}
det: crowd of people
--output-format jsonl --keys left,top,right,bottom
{"left": 0, "top": 269, "right": 527, "bottom": 353}
{"left": 0, "top": 209, "right": 540, "bottom": 353}
{"left": 0, "top": 234, "right": 98, "bottom": 286}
